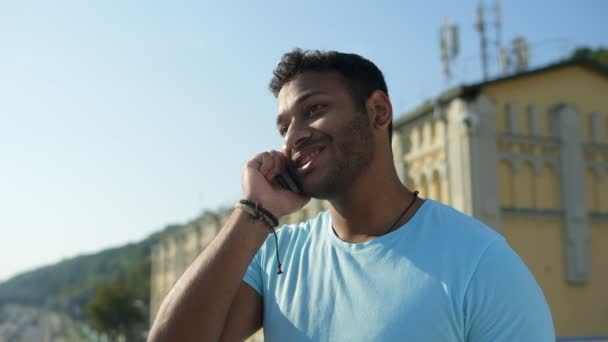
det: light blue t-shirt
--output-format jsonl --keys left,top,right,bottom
{"left": 244, "top": 199, "right": 554, "bottom": 341}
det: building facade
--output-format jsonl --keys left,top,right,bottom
{"left": 150, "top": 59, "right": 608, "bottom": 338}
{"left": 392, "top": 59, "right": 608, "bottom": 337}
{"left": 149, "top": 203, "right": 327, "bottom": 341}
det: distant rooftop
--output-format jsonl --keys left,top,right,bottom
{"left": 394, "top": 58, "right": 608, "bottom": 128}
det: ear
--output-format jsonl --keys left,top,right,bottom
{"left": 366, "top": 90, "right": 392, "bottom": 132}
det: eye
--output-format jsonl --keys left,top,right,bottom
{"left": 279, "top": 125, "right": 289, "bottom": 137}
{"left": 307, "top": 104, "right": 325, "bottom": 117}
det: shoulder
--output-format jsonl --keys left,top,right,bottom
{"left": 417, "top": 199, "right": 505, "bottom": 254}
{"left": 277, "top": 210, "right": 328, "bottom": 239}
{"left": 422, "top": 200, "right": 502, "bottom": 239}
{"left": 258, "top": 210, "right": 329, "bottom": 260}
{"left": 410, "top": 200, "right": 509, "bottom": 291}
{"left": 463, "top": 239, "right": 555, "bottom": 340}
{"left": 414, "top": 201, "right": 554, "bottom": 339}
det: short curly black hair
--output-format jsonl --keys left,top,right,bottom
{"left": 269, "top": 48, "right": 392, "bottom": 142}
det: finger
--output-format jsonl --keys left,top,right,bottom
{"left": 268, "top": 151, "right": 286, "bottom": 179}
{"left": 245, "top": 153, "right": 265, "bottom": 170}
{"left": 259, "top": 152, "right": 274, "bottom": 177}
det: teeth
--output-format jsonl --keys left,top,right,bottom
{"left": 299, "top": 150, "right": 320, "bottom": 167}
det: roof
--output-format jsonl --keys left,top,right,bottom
{"left": 393, "top": 58, "right": 608, "bottom": 128}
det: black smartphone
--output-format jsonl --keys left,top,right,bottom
{"left": 275, "top": 167, "right": 302, "bottom": 194}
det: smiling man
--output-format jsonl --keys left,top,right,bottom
{"left": 148, "top": 49, "right": 555, "bottom": 342}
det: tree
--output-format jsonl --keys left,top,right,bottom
{"left": 87, "top": 281, "right": 146, "bottom": 341}
{"left": 571, "top": 46, "right": 608, "bottom": 66}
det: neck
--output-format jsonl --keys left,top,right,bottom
{"left": 328, "top": 158, "right": 420, "bottom": 243}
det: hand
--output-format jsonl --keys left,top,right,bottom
{"left": 242, "top": 150, "right": 310, "bottom": 218}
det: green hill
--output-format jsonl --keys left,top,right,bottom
{"left": 0, "top": 223, "right": 183, "bottom": 322}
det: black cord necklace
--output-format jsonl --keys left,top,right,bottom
{"left": 332, "top": 191, "right": 419, "bottom": 238}
{"left": 382, "top": 190, "right": 419, "bottom": 236}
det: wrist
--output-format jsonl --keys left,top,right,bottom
{"left": 237, "top": 200, "right": 279, "bottom": 228}
{"left": 242, "top": 195, "right": 281, "bottom": 219}
{"left": 235, "top": 198, "right": 285, "bottom": 275}
{"left": 232, "top": 208, "right": 272, "bottom": 237}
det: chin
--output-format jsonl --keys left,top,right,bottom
{"left": 304, "top": 190, "right": 333, "bottom": 200}
{"left": 300, "top": 174, "right": 340, "bottom": 200}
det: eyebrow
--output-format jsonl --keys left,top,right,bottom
{"left": 276, "top": 90, "right": 328, "bottom": 126}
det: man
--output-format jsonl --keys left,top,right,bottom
{"left": 148, "top": 49, "right": 554, "bottom": 341}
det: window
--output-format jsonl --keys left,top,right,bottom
{"left": 527, "top": 105, "right": 539, "bottom": 136}
{"left": 505, "top": 103, "right": 517, "bottom": 133}
{"left": 590, "top": 113, "right": 601, "bottom": 143}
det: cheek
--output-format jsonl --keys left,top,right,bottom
{"left": 310, "top": 115, "right": 329, "bottom": 130}
{"left": 309, "top": 117, "right": 335, "bottom": 141}
{"left": 312, "top": 110, "right": 347, "bottom": 135}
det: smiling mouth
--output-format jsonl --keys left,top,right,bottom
{"left": 294, "top": 146, "right": 325, "bottom": 174}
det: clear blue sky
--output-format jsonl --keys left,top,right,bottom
{"left": 0, "top": 0, "right": 606, "bottom": 281}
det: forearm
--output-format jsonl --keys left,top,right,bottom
{"left": 148, "top": 209, "right": 269, "bottom": 342}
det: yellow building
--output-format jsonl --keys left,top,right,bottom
{"left": 149, "top": 204, "right": 327, "bottom": 341}
{"left": 393, "top": 58, "right": 608, "bottom": 337}
{"left": 150, "top": 211, "right": 224, "bottom": 322}
{"left": 150, "top": 58, "right": 608, "bottom": 339}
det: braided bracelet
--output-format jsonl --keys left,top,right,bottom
{"left": 239, "top": 199, "right": 279, "bottom": 227}
{"left": 234, "top": 203, "right": 274, "bottom": 230}
{"left": 235, "top": 199, "right": 283, "bottom": 275}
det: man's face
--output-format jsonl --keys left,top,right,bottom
{"left": 276, "top": 71, "right": 375, "bottom": 199}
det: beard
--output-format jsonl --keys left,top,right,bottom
{"left": 304, "top": 111, "right": 375, "bottom": 199}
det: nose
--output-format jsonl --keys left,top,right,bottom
{"left": 284, "top": 121, "right": 312, "bottom": 151}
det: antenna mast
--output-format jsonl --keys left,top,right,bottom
{"left": 494, "top": 0, "right": 502, "bottom": 51}
{"left": 440, "top": 18, "right": 459, "bottom": 83}
{"left": 475, "top": 2, "right": 489, "bottom": 80}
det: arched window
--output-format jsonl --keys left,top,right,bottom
{"left": 505, "top": 103, "right": 517, "bottom": 134}
{"left": 428, "top": 170, "right": 439, "bottom": 200}
{"left": 498, "top": 160, "right": 514, "bottom": 207}
{"left": 537, "top": 163, "right": 561, "bottom": 209}
{"left": 515, "top": 161, "right": 535, "bottom": 208}
{"left": 409, "top": 127, "right": 420, "bottom": 150}
{"left": 420, "top": 174, "right": 429, "bottom": 199}
{"left": 601, "top": 169, "right": 608, "bottom": 213}
{"left": 590, "top": 113, "right": 601, "bottom": 144}
{"left": 527, "top": 105, "right": 539, "bottom": 136}
{"left": 434, "top": 120, "right": 445, "bottom": 145}
{"left": 586, "top": 168, "right": 599, "bottom": 212}
{"left": 422, "top": 122, "right": 432, "bottom": 147}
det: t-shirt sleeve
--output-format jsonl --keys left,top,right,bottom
{"left": 464, "top": 239, "right": 555, "bottom": 342}
{"left": 243, "top": 245, "right": 264, "bottom": 296}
